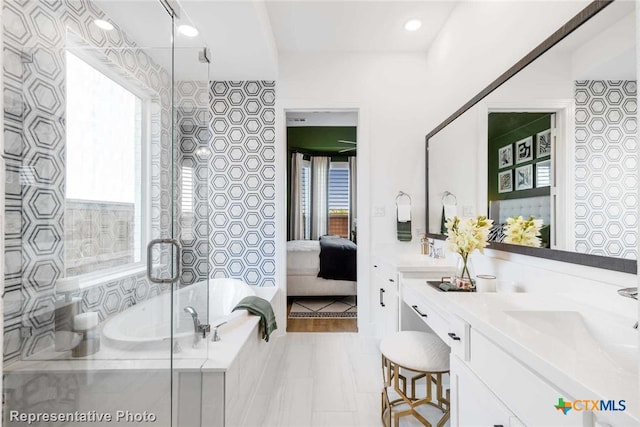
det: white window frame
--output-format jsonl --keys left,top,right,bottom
{"left": 64, "top": 48, "right": 152, "bottom": 287}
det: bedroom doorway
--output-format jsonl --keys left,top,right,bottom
{"left": 285, "top": 111, "right": 358, "bottom": 333}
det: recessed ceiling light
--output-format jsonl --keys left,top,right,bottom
{"left": 94, "top": 19, "right": 114, "bottom": 31}
{"left": 404, "top": 19, "right": 422, "bottom": 32}
{"left": 178, "top": 25, "right": 199, "bottom": 38}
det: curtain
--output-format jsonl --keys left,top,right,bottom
{"left": 311, "top": 156, "right": 329, "bottom": 239}
{"left": 349, "top": 157, "right": 357, "bottom": 241}
{"left": 289, "top": 152, "right": 305, "bottom": 240}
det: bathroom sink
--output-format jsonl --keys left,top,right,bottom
{"left": 394, "top": 254, "right": 456, "bottom": 268}
{"left": 504, "top": 310, "right": 639, "bottom": 374}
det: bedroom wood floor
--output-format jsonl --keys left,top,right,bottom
{"left": 286, "top": 300, "right": 358, "bottom": 333}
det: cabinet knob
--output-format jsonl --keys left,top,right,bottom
{"left": 494, "top": 425, "right": 504, "bottom": 427}
{"left": 448, "top": 332, "right": 461, "bottom": 341}
{"left": 374, "top": 265, "right": 378, "bottom": 268}
{"left": 388, "top": 278, "right": 394, "bottom": 283}
{"left": 379, "top": 288, "right": 386, "bottom": 307}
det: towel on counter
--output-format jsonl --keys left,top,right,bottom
{"left": 232, "top": 296, "right": 277, "bottom": 342}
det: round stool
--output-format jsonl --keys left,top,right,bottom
{"left": 380, "top": 331, "right": 450, "bottom": 427}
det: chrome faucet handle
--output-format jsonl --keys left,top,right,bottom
{"left": 617, "top": 288, "right": 639, "bottom": 329}
{"left": 212, "top": 321, "right": 227, "bottom": 342}
{"left": 617, "top": 287, "right": 638, "bottom": 300}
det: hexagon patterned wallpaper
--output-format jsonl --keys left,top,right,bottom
{"left": 574, "top": 80, "right": 637, "bottom": 259}
{"left": 208, "top": 81, "right": 276, "bottom": 287}
{"left": 176, "top": 80, "right": 212, "bottom": 286}
{"left": 3, "top": 0, "right": 173, "bottom": 362}
{"left": 4, "top": 0, "right": 277, "bottom": 363}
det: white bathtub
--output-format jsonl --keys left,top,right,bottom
{"left": 102, "top": 278, "right": 256, "bottom": 351}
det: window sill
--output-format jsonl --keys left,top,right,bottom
{"left": 68, "top": 264, "right": 147, "bottom": 292}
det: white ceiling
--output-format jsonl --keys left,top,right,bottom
{"left": 92, "top": 0, "right": 459, "bottom": 80}
{"left": 265, "top": 1, "right": 457, "bottom": 53}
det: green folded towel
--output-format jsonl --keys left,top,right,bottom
{"left": 397, "top": 220, "right": 412, "bottom": 242}
{"left": 232, "top": 296, "right": 277, "bottom": 342}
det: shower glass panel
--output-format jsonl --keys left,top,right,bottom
{"left": 1, "top": 0, "right": 210, "bottom": 424}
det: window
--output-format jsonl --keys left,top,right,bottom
{"left": 64, "top": 51, "right": 145, "bottom": 276}
{"left": 328, "top": 162, "right": 350, "bottom": 238}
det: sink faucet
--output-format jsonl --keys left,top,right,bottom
{"left": 428, "top": 239, "right": 444, "bottom": 259}
{"left": 183, "top": 306, "right": 211, "bottom": 346}
{"left": 617, "top": 288, "right": 638, "bottom": 329}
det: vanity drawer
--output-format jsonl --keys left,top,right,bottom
{"left": 447, "top": 314, "right": 470, "bottom": 361}
{"left": 402, "top": 286, "right": 449, "bottom": 342}
{"left": 469, "top": 329, "right": 585, "bottom": 427}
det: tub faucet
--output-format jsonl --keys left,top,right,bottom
{"left": 183, "top": 306, "right": 211, "bottom": 345}
{"left": 617, "top": 288, "right": 638, "bottom": 329}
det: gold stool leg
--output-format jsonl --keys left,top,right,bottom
{"left": 383, "top": 357, "right": 454, "bottom": 427}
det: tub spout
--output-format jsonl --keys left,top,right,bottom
{"left": 184, "top": 306, "right": 201, "bottom": 332}
{"left": 183, "top": 306, "right": 211, "bottom": 346}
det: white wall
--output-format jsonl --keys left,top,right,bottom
{"left": 279, "top": 1, "right": 592, "bottom": 251}
{"left": 422, "top": 0, "right": 591, "bottom": 125}
{"left": 279, "top": 52, "right": 434, "bottom": 250}
{"left": 422, "top": 0, "right": 636, "bottom": 321}
{"left": 276, "top": 0, "right": 638, "bottom": 323}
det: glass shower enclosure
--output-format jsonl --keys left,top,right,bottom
{"left": 3, "top": 0, "right": 211, "bottom": 424}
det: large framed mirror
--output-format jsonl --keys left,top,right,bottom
{"left": 426, "top": 0, "right": 636, "bottom": 274}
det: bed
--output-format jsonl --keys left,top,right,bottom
{"left": 488, "top": 195, "right": 552, "bottom": 247}
{"left": 286, "top": 237, "right": 357, "bottom": 297}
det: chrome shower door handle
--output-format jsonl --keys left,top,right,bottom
{"left": 147, "top": 238, "right": 182, "bottom": 284}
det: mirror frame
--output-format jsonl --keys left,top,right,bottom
{"left": 425, "top": 0, "right": 636, "bottom": 274}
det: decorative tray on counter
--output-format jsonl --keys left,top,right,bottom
{"left": 427, "top": 279, "right": 476, "bottom": 293}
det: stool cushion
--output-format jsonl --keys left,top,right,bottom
{"left": 380, "top": 331, "right": 450, "bottom": 372}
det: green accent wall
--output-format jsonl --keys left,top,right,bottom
{"left": 488, "top": 113, "right": 552, "bottom": 203}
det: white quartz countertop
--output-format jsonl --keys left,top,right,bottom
{"left": 375, "top": 252, "right": 456, "bottom": 273}
{"left": 402, "top": 279, "right": 640, "bottom": 424}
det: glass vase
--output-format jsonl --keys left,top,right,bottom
{"left": 454, "top": 254, "right": 475, "bottom": 290}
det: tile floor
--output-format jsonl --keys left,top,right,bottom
{"left": 241, "top": 332, "right": 449, "bottom": 427}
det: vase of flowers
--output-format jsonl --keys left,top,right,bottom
{"left": 503, "top": 215, "right": 543, "bottom": 247}
{"left": 445, "top": 216, "right": 493, "bottom": 289}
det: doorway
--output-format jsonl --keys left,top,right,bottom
{"left": 284, "top": 111, "right": 359, "bottom": 332}
{"left": 487, "top": 110, "right": 559, "bottom": 248}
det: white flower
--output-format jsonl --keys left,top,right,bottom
{"left": 445, "top": 216, "right": 493, "bottom": 257}
{"left": 503, "top": 215, "right": 543, "bottom": 247}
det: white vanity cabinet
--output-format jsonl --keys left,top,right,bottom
{"left": 401, "top": 283, "right": 521, "bottom": 427}
{"left": 372, "top": 255, "right": 456, "bottom": 339}
{"left": 371, "top": 260, "right": 398, "bottom": 339}
{"left": 400, "top": 278, "right": 590, "bottom": 427}
{"left": 450, "top": 355, "right": 524, "bottom": 427}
